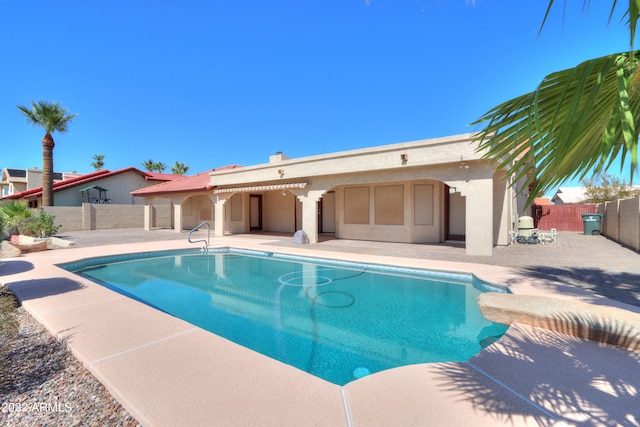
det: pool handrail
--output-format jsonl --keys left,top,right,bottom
{"left": 187, "top": 221, "right": 210, "bottom": 252}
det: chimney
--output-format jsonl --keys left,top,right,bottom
{"left": 269, "top": 151, "right": 289, "bottom": 163}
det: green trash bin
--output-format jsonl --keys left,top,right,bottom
{"left": 582, "top": 213, "right": 603, "bottom": 235}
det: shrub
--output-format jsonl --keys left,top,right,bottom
{"left": 0, "top": 200, "right": 32, "bottom": 236}
{"left": 21, "top": 209, "right": 61, "bottom": 238}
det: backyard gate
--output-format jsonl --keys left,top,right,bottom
{"left": 532, "top": 203, "right": 597, "bottom": 231}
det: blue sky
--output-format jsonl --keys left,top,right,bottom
{"left": 0, "top": 1, "right": 634, "bottom": 196}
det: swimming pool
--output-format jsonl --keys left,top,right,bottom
{"left": 62, "top": 248, "right": 508, "bottom": 385}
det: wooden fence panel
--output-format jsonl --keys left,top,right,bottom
{"left": 532, "top": 204, "right": 597, "bottom": 232}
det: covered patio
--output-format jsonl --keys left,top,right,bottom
{"left": 208, "top": 133, "right": 514, "bottom": 256}
{"left": 134, "top": 133, "right": 518, "bottom": 256}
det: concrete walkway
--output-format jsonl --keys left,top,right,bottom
{"left": 2, "top": 229, "right": 640, "bottom": 426}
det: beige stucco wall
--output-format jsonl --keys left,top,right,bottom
{"left": 223, "top": 194, "right": 247, "bottom": 234}
{"left": 209, "top": 133, "right": 510, "bottom": 256}
{"left": 335, "top": 180, "right": 442, "bottom": 243}
{"left": 264, "top": 191, "right": 297, "bottom": 233}
{"left": 449, "top": 192, "right": 465, "bottom": 238}
{"left": 51, "top": 172, "right": 167, "bottom": 206}
{"left": 492, "top": 170, "right": 513, "bottom": 246}
{"left": 181, "top": 195, "right": 214, "bottom": 230}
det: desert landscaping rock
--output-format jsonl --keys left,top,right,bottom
{"left": 0, "top": 306, "right": 140, "bottom": 427}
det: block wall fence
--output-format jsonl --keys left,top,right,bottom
{"left": 39, "top": 196, "right": 640, "bottom": 253}
{"left": 598, "top": 195, "right": 640, "bottom": 252}
{"left": 43, "top": 203, "right": 172, "bottom": 232}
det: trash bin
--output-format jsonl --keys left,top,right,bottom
{"left": 581, "top": 214, "right": 603, "bottom": 235}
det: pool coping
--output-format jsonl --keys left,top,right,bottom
{"left": 3, "top": 235, "right": 640, "bottom": 426}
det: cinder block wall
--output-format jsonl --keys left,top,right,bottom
{"left": 600, "top": 195, "right": 640, "bottom": 252}
{"left": 603, "top": 201, "right": 619, "bottom": 241}
{"left": 618, "top": 197, "right": 640, "bottom": 251}
{"left": 42, "top": 206, "right": 83, "bottom": 232}
{"left": 43, "top": 204, "right": 172, "bottom": 232}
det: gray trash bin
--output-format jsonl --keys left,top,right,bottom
{"left": 581, "top": 214, "right": 603, "bottom": 235}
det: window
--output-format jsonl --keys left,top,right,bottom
{"left": 344, "top": 187, "right": 369, "bottom": 224}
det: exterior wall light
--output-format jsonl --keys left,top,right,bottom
{"left": 278, "top": 169, "right": 284, "bottom": 178}
{"left": 400, "top": 154, "right": 408, "bottom": 164}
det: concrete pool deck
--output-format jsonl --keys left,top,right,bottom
{"left": 2, "top": 230, "right": 640, "bottom": 425}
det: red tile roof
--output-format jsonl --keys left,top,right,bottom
{"left": 131, "top": 165, "right": 242, "bottom": 197}
{"left": 2, "top": 167, "right": 181, "bottom": 200}
{"left": 533, "top": 197, "right": 552, "bottom": 205}
{"left": 144, "top": 172, "right": 184, "bottom": 181}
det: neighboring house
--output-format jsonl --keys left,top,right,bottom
{"left": 0, "top": 167, "right": 82, "bottom": 197}
{"left": 2, "top": 167, "right": 182, "bottom": 207}
{"left": 551, "top": 187, "right": 588, "bottom": 204}
{"left": 134, "top": 133, "right": 515, "bottom": 256}
{"left": 552, "top": 184, "right": 640, "bottom": 204}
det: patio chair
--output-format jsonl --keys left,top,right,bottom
{"left": 539, "top": 228, "right": 558, "bottom": 245}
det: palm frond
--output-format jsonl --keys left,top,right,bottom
{"left": 541, "top": 1, "right": 638, "bottom": 49}
{"left": 17, "top": 100, "right": 77, "bottom": 134}
{"left": 473, "top": 51, "right": 640, "bottom": 205}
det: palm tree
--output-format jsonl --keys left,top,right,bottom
{"left": 91, "top": 154, "right": 105, "bottom": 171}
{"left": 17, "top": 101, "right": 77, "bottom": 206}
{"left": 171, "top": 161, "right": 189, "bottom": 175}
{"left": 142, "top": 159, "right": 168, "bottom": 173}
{"left": 0, "top": 200, "right": 33, "bottom": 236}
{"left": 473, "top": 1, "right": 640, "bottom": 205}
{"left": 141, "top": 159, "right": 156, "bottom": 172}
{"left": 153, "top": 162, "right": 167, "bottom": 173}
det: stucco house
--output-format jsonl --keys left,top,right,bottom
{"left": 0, "top": 167, "right": 82, "bottom": 198}
{"left": 134, "top": 133, "right": 519, "bottom": 256}
{"left": 551, "top": 187, "right": 588, "bottom": 204}
{"left": 2, "top": 167, "right": 181, "bottom": 207}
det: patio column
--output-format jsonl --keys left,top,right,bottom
{"left": 463, "top": 177, "right": 494, "bottom": 256}
{"left": 213, "top": 194, "right": 231, "bottom": 237}
{"left": 143, "top": 199, "right": 153, "bottom": 231}
{"left": 170, "top": 196, "right": 186, "bottom": 233}
{"left": 297, "top": 190, "right": 324, "bottom": 244}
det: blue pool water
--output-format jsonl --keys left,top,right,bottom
{"left": 62, "top": 249, "right": 508, "bottom": 385}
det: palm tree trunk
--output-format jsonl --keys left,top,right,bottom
{"left": 42, "top": 133, "right": 55, "bottom": 206}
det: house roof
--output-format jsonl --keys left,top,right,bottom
{"left": 131, "top": 165, "right": 242, "bottom": 197}
{"left": 533, "top": 197, "right": 552, "bottom": 205}
{"left": 551, "top": 187, "right": 587, "bottom": 204}
{"left": 2, "top": 168, "right": 70, "bottom": 182}
{"left": 1, "top": 167, "right": 182, "bottom": 201}
{"left": 6, "top": 168, "right": 26, "bottom": 178}
{"left": 143, "top": 172, "right": 184, "bottom": 181}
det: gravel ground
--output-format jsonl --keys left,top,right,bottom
{"left": 0, "top": 301, "right": 140, "bottom": 427}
